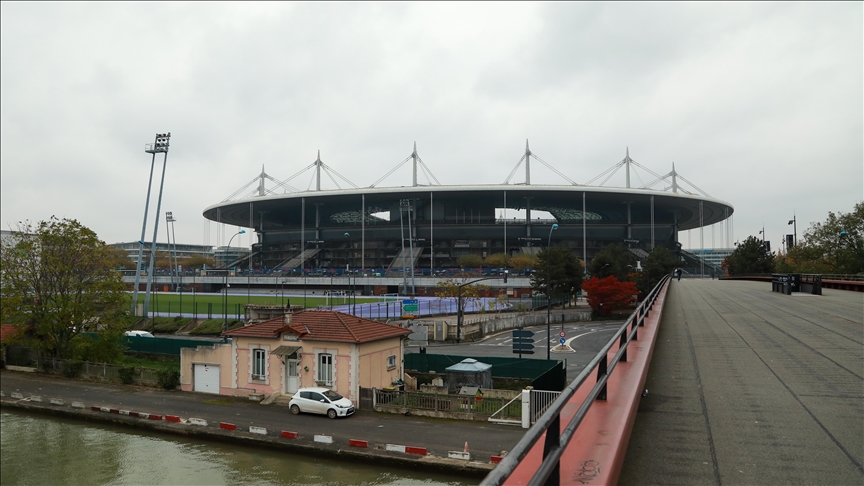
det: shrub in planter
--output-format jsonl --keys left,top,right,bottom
{"left": 62, "top": 360, "right": 84, "bottom": 378}
{"left": 118, "top": 366, "right": 137, "bottom": 385}
{"left": 157, "top": 369, "right": 180, "bottom": 390}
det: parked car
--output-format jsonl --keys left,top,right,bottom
{"left": 125, "top": 330, "right": 154, "bottom": 338}
{"left": 288, "top": 387, "right": 355, "bottom": 419}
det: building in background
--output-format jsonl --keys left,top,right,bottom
{"left": 690, "top": 248, "right": 735, "bottom": 268}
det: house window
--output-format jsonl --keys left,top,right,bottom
{"left": 318, "top": 353, "right": 333, "bottom": 385}
{"left": 387, "top": 355, "right": 397, "bottom": 370}
{"left": 252, "top": 349, "right": 267, "bottom": 379}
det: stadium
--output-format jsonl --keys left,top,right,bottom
{"left": 202, "top": 144, "right": 734, "bottom": 276}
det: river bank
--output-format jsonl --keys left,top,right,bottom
{"left": 0, "top": 371, "right": 522, "bottom": 478}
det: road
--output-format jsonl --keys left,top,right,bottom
{"left": 408, "top": 320, "right": 627, "bottom": 383}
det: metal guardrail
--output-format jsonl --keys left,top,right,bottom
{"left": 481, "top": 274, "right": 671, "bottom": 486}
{"left": 822, "top": 274, "right": 864, "bottom": 282}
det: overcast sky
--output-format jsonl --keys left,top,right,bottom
{"left": 2, "top": 2, "right": 861, "bottom": 252}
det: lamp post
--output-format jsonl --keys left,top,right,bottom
{"left": 546, "top": 223, "right": 558, "bottom": 360}
{"left": 223, "top": 229, "right": 246, "bottom": 336}
{"left": 345, "top": 233, "right": 356, "bottom": 315}
{"left": 600, "top": 263, "right": 610, "bottom": 278}
{"left": 788, "top": 215, "right": 797, "bottom": 248}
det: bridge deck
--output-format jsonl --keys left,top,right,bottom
{"left": 620, "top": 279, "right": 863, "bottom": 485}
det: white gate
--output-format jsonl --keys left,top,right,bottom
{"left": 193, "top": 364, "right": 220, "bottom": 394}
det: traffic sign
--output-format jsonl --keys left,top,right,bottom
{"left": 512, "top": 328, "right": 535, "bottom": 356}
{"left": 401, "top": 299, "right": 419, "bottom": 319}
{"left": 559, "top": 337, "right": 566, "bottom": 344}
{"left": 559, "top": 330, "right": 566, "bottom": 338}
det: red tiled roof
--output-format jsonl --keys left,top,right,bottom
{"left": 221, "top": 311, "right": 410, "bottom": 343}
{"left": 222, "top": 317, "right": 290, "bottom": 338}
{"left": 282, "top": 311, "right": 411, "bottom": 343}
{"left": 0, "top": 324, "right": 19, "bottom": 344}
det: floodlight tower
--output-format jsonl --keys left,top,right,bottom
{"left": 142, "top": 133, "right": 171, "bottom": 319}
{"left": 132, "top": 137, "right": 159, "bottom": 316}
{"left": 166, "top": 212, "right": 180, "bottom": 291}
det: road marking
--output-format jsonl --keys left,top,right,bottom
{"left": 565, "top": 328, "right": 615, "bottom": 347}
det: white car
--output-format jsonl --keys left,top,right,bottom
{"left": 125, "top": 330, "right": 154, "bottom": 338}
{"left": 288, "top": 387, "right": 355, "bottom": 419}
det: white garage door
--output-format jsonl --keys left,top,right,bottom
{"left": 193, "top": 364, "right": 220, "bottom": 394}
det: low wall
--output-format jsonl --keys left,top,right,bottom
{"left": 456, "top": 309, "right": 592, "bottom": 340}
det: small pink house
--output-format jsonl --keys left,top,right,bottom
{"left": 180, "top": 311, "right": 411, "bottom": 402}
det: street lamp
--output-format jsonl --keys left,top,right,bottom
{"left": 345, "top": 232, "right": 356, "bottom": 315}
{"left": 546, "top": 223, "right": 558, "bottom": 360}
{"left": 788, "top": 215, "right": 797, "bottom": 248}
{"left": 223, "top": 229, "right": 246, "bottom": 336}
{"left": 600, "top": 263, "right": 610, "bottom": 278}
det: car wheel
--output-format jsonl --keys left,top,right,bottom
{"left": 290, "top": 404, "right": 300, "bottom": 415}
{"left": 327, "top": 408, "right": 337, "bottom": 419}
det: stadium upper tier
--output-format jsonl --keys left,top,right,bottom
{"left": 203, "top": 184, "right": 733, "bottom": 270}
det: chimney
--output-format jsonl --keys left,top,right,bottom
{"left": 283, "top": 313, "right": 292, "bottom": 326}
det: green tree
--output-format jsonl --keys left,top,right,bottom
{"left": 531, "top": 246, "right": 584, "bottom": 305}
{"left": 0, "top": 217, "right": 128, "bottom": 359}
{"left": 724, "top": 235, "right": 775, "bottom": 275}
{"left": 795, "top": 202, "right": 864, "bottom": 274}
{"left": 106, "top": 246, "right": 134, "bottom": 270}
{"left": 635, "top": 246, "right": 678, "bottom": 297}
{"left": 587, "top": 244, "right": 635, "bottom": 281}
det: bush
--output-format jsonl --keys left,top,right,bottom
{"left": 118, "top": 366, "right": 137, "bottom": 384}
{"left": 157, "top": 369, "right": 180, "bottom": 390}
{"left": 62, "top": 360, "right": 84, "bottom": 378}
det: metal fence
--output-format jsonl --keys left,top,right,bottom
{"left": 404, "top": 353, "right": 565, "bottom": 391}
{"left": 124, "top": 336, "right": 217, "bottom": 355}
{"left": 5, "top": 350, "right": 161, "bottom": 385}
{"left": 369, "top": 388, "right": 519, "bottom": 416}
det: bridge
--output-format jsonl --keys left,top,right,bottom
{"left": 483, "top": 278, "right": 863, "bottom": 485}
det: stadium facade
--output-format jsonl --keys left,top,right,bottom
{"left": 202, "top": 145, "right": 734, "bottom": 272}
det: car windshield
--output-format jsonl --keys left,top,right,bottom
{"left": 322, "top": 390, "right": 342, "bottom": 401}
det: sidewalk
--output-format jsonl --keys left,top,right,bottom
{"left": 619, "top": 279, "right": 863, "bottom": 485}
{"left": 0, "top": 370, "right": 526, "bottom": 475}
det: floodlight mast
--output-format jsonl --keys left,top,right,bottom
{"left": 141, "top": 132, "right": 171, "bottom": 321}
{"left": 132, "top": 138, "right": 158, "bottom": 316}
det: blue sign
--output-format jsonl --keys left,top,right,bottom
{"left": 559, "top": 337, "right": 566, "bottom": 344}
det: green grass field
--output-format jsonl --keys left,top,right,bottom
{"left": 126, "top": 292, "right": 390, "bottom": 315}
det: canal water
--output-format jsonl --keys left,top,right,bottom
{"left": 0, "top": 411, "right": 475, "bottom": 486}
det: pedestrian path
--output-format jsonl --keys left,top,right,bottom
{"left": 619, "top": 279, "right": 864, "bottom": 485}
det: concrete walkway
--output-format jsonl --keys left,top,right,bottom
{"left": 619, "top": 279, "right": 864, "bottom": 485}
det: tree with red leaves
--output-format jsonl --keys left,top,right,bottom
{"left": 581, "top": 276, "right": 639, "bottom": 316}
